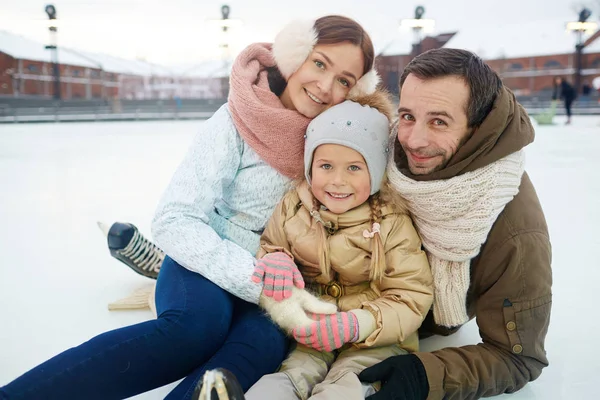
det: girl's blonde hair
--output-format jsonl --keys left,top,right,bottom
{"left": 309, "top": 182, "right": 408, "bottom": 283}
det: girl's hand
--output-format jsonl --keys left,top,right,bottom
{"left": 252, "top": 252, "right": 304, "bottom": 301}
{"left": 292, "top": 311, "right": 359, "bottom": 352}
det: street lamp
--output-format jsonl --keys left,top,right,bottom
{"left": 567, "top": 8, "right": 598, "bottom": 94}
{"left": 44, "top": 4, "right": 61, "bottom": 100}
{"left": 208, "top": 4, "right": 243, "bottom": 61}
{"left": 400, "top": 6, "right": 435, "bottom": 56}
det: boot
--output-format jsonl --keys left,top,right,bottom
{"left": 98, "top": 221, "right": 164, "bottom": 279}
{"left": 192, "top": 368, "right": 245, "bottom": 400}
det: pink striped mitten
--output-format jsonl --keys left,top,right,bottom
{"left": 252, "top": 252, "right": 304, "bottom": 301}
{"left": 292, "top": 311, "right": 359, "bottom": 352}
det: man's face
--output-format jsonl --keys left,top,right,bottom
{"left": 397, "top": 74, "right": 472, "bottom": 175}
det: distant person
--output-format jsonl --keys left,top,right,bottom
{"left": 581, "top": 80, "right": 591, "bottom": 97}
{"left": 553, "top": 76, "right": 576, "bottom": 124}
{"left": 174, "top": 95, "right": 182, "bottom": 111}
{"left": 0, "top": 15, "right": 381, "bottom": 400}
{"left": 581, "top": 80, "right": 592, "bottom": 104}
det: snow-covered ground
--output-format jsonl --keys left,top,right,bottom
{"left": 0, "top": 115, "right": 598, "bottom": 399}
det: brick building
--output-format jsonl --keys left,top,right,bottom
{"left": 0, "top": 30, "right": 229, "bottom": 100}
{"left": 376, "top": 20, "right": 600, "bottom": 97}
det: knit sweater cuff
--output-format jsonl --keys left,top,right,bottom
{"left": 351, "top": 308, "right": 377, "bottom": 343}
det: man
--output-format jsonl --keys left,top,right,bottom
{"left": 359, "top": 48, "right": 552, "bottom": 399}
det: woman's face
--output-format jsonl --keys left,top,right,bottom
{"left": 280, "top": 42, "right": 365, "bottom": 118}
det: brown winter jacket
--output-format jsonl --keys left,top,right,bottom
{"left": 393, "top": 86, "right": 553, "bottom": 399}
{"left": 257, "top": 182, "right": 433, "bottom": 351}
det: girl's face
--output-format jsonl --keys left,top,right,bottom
{"left": 310, "top": 144, "right": 371, "bottom": 214}
{"left": 280, "top": 42, "right": 365, "bottom": 119}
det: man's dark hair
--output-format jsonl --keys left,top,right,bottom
{"left": 399, "top": 48, "right": 503, "bottom": 128}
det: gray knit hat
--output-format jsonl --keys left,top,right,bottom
{"left": 304, "top": 100, "right": 390, "bottom": 195}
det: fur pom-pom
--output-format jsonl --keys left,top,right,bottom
{"left": 272, "top": 20, "right": 318, "bottom": 79}
{"left": 348, "top": 69, "right": 380, "bottom": 97}
{"left": 347, "top": 89, "right": 394, "bottom": 121}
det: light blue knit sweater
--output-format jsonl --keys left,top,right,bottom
{"left": 152, "top": 104, "right": 291, "bottom": 304}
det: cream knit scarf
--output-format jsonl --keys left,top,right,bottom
{"left": 386, "top": 146, "right": 525, "bottom": 327}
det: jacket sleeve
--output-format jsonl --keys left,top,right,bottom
{"left": 256, "top": 191, "right": 296, "bottom": 259}
{"left": 151, "top": 106, "right": 262, "bottom": 304}
{"left": 417, "top": 230, "right": 552, "bottom": 400}
{"left": 359, "top": 214, "right": 434, "bottom": 348}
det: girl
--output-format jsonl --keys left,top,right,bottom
{"left": 246, "top": 92, "right": 434, "bottom": 400}
{"left": 0, "top": 16, "right": 379, "bottom": 400}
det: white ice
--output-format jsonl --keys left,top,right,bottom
{"left": 1, "top": 115, "right": 599, "bottom": 399}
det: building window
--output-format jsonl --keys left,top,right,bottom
{"left": 91, "top": 70, "right": 101, "bottom": 78}
{"left": 510, "top": 62, "right": 523, "bottom": 70}
{"left": 73, "top": 70, "right": 80, "bottom": 77}
{"left": 543, "top": 60, "right": 561, "bottom": 69}
{"left": 27, "top": 64, "right": 39, "bottom": 73}
{"left": 592, "top": 58, "right": 600, "bottom": 68}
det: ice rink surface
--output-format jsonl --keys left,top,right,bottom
{"left": 1, "top": 115, "right": 599, "bottom": 399}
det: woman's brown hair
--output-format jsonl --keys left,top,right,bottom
{"left": 313, "top": 15, "right": 374, "bottom": 76}
{"left": 268, "top": 15, "right": 374, "bottom": 96}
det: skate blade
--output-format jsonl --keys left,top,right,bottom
{"left": 198, "top": 370, "right": 230, "bottom": 400}
{"left": 97, "top": 221, "right": 111, "bottom": 237}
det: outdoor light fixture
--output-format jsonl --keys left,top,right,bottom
{"left": 400, "top": 5, "right": 435, "bottom": 55}
{"left": 208, "top": 4, "right": 242, "bottom": 30}
{"left": 45, "top": 4, "right": 56, "bottom": 20}
{"left": 206, "top": 4, "right": 243, "bottom": 77}
{"left": 221, "top": 5, "right": 230, "bottom": 21}
{"left": 567, "top": 8, "right": 598, "bottom": 94}
{"left": 44, "top": 4, "right": 60, "bottom": 100}
{"left": 578, "top": 8, "right": 591, "bottom": 23}
{"left": 414, "top": 6, "right": 425, "bottom": 20}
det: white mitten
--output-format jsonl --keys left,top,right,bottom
{"left": 260, "top": 286, "right": 337, "bottom": 333}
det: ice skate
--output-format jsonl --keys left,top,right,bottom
{"left": 97, "top": 221, "right": 164, "bottom": 279}
{"left": 192, "top": 368, "right": 245, "bottom": 400}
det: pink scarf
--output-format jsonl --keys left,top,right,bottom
{"left": 228, "top": 43, "right": 310, "bottom": 179}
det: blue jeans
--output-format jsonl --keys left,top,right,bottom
{"left": 1, "top": 256, "right": 289, "bottom": 400}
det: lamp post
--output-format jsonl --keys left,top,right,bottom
{"left": 400, "top": 6, "right": 435, "bottom": 56}
{"left": 44, "top": 4, "right": 61, "bottom": 100}
{"left": 208, "top": 5, "right": 243, "bottom": 65}
{"left": 567, "top": 8, "right": 598, "bottom": 94}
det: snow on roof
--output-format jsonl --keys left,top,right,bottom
{"left": 0, "top": 30, "right": 228, "bottom": 78}
{"left": 444, "top": 20, "right": 600, "bottom": 59}
{"left": 0, "top": 30, "right": 99, "bottom": 69}
{"left": 168, "top": 60, "right": 232, "bottom": 78}
{"left": 64, "top": 50, "right": 173, "bottom": 77}
{"left": 377, "top": 36, "right": 414, "bottom": 57}
{"left": 377, "top": 20, "right": 600, "bottom": 59}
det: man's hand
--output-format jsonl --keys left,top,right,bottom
{"left": 252, "top": 252, "right": 304, "bottom": 301}
{"left": 359, "top": 354, "right": 429, "bottom": 400}
{"left": 292, "top": 311, "right": 358, "bottom": 352}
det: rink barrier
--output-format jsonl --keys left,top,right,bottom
{"left": 0, "top": 111, "right": 215, "bottom": 123}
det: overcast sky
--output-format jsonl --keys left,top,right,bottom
{"left": 0, "top": 0, "right": 598, "bottom": 65}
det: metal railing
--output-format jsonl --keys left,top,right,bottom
{"left": 0, "top": 98, "right": 227, "bottom": 123}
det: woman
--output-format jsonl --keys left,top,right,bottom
{"left": 0, "top": 15, "right": 378, "bottom": 400}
